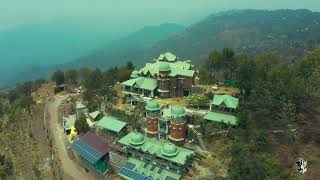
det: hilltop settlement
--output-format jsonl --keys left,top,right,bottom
{"left": 55, "top": 52, "right": 240, "bottom": 180}
{"left": 2, "top": 47, "right": 320, "bottom": 179}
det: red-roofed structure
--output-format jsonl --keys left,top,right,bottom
{"left": 81, "top": 132, "right": 109, "bottom": 154}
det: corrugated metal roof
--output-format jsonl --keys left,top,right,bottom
{"left": 121, "top": 77, "right": 157, "bottom": 91}
{"left": 118, "top": 132, "right": 194, "bottom": 165}
{"left": 96, "top": 116, "right": 127, "bottom": 133}
{"left": 72, "top": 133, "right": 108, "bottom": 165}
{"left": 203, "top": 111, "right": 238, "bottom": 125}
{"left": 212, "top": 94, "right": 239, "bottom": 109}
{"left": 81, "top": 132, "right": 109, "bottom": 153}
{"left": 89, "top": 111, "right": 100, "bottom": 119}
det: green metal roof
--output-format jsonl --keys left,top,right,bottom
{"left": 203, "top": 111, "right": 238, "bottom": 125}
{"left": 137, "top": 57, "right": 194, "bottom": 77}
{"left": 63, "top": 115, "right": 76, "bottom": 130}
{"left": 129, "top": 132, "right": 146, "bottom": 145}
{"left": 157, "top": 52, "right": 177, "bottom": 62}
{"left": 212, "top": 94, "right": 239, "bottom": 109}
{"left": 121, "top": 77, "right": 157, "bottom": 91}
{"left": 171, "top": 106, "right": 186, "bottom": 117}
{"left": 96, "top": 116, "right": 127, "bottom": 133}
{"left": 118, "top": 132, "right": 195, "bottom": 165}
{"left": 130, "top": 70, "right": 139, "bottom": 78}
{"left": 159, "top": 62, "right": 171, "bottom": 71}
{"left": 89, "top": 111, "right": 100, "bottom": 119}
{"left": 161, "top": 143, "right": 178, "bottom": 157}
{"left": 145, "top": 101, "right": 161, "bottom": 111}
{"left": 124, "top": 157, "right": 181, "bottom": 180}
{"left": 76, "top": 102, "right": 86, "bottom": 109}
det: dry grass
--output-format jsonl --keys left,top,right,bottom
{"left": 154, "top": 97, "right": 186, "bottom": 106}
{"left": 197, "top": 84, "right": 240, "bottom": 95}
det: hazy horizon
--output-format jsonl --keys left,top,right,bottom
{"left": 0, "top": 0, "right": 320, "bottom": 86}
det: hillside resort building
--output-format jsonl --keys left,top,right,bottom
{"left": 121, "top": 52, "right": 196, "bottom": 98}
{"left": 204, "top": 94, "right": 239, "bottom": 127}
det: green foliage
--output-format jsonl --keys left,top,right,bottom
{"left": 185, "top": 94, "right": 209, "bottom": 106}
{"left": 126, "top": 61, "right": 135, "bottom": 71}
{"left": 0, "top": 101, "right": 4, "bottom": 117}
{"left": 198, "top": 67, "right": 214, "bottom": 84}
{"left": 204, "top": 48, "right": 236, "bottom": 81}
{"left": 255, "top": 130, "right": 273, "bottom": 151}
{"left": 51, "top": 70, "right": 65, "bottom": 85}
{"left": 302, "top": 129, "right": 312, "bottom": 143}
{"left": 0, "top": 154, "right": 13, "bottom": 179}
{"left": 65, "top": 69, "right": 79, "bottom": 84}
{"left": 315, "top": 133, "right": 320, "bottom": 145}
{"left": 74, "top": 112, "right": 90, "bottom": 134}
{"left": 79, "top": 68, "right": 92, "bottom": 82}
{"left": 230, "top": 149, "right": 283, "bottom": 180}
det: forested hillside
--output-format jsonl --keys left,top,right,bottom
{"left": 4, "top": 9, "right": 320, "bottom": 86}
{"left": 71, "top": 9, "right": 320, "bottom": 68}
{"left": 150, "top": 9, "right": 320, "bottom": 64}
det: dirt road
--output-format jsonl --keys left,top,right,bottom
{"left": 45, "top": 95, "right": 99, "bottom": 180}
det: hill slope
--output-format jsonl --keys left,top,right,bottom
{"left": 66, "top": 23, "right": 185, "bottom": 68}
{"left": 149, "top": 9, "right": 320, "bottom": 63}
{"left": 73, "top": 9, "right": 320, "bottom": 67}
{"left": 1, "top": 23, "right": 184, "bottom": 86}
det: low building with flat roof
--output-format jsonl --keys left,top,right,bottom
{"left": 116, "top": 132, "right": 195, "bottom": 180}
{"left": 96, "top": 115, "right": 127, "bottom": 136}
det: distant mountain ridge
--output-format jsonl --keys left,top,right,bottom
{"left": 70, "top": 9, "right": 320, "bottom": 69}
{"left": 1, "top": 23, "right": 185, "bottom": 86}
{"left": 65, "top": 23, "right": 185, "bottom": 69}
{"left": 3, "top": 9, "right": 320, "bottom": 86}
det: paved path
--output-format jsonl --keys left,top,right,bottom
{"left": 45, "top": 95, "right": 98, "bottom": 180}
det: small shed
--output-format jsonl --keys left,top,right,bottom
{"left": 96, "top": 116, "right": 127, "bottom": 136}
{"left": 71, "top": 132, "right": 109, "bottom": 174}
{"left": 63, "top": 115, "right": 76, "bottom": 134}
{"left": 89, "top": 111, "right": 101, "bottom": 121}
{"left": 76, "top": 101, "right": 87, "bottom": 117}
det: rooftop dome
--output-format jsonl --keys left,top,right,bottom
{"left": 162, "top": 142, "right": 178, "bottom": 157}
{"left": 159, "top": 62, "right": 171, "bottom": 71}
{"left": 171, "top": 106, "right": 186, "bottom": 117}
{"left": 145, "top": 101, "right": 161, "bottom": 111}
{"left": 129, "top": 132, "right": 145, "bottom": 145}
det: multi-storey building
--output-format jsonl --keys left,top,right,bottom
{"left": 121, "top": 52, "right": 196, "bottom": 98}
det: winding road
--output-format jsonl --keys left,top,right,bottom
{"left": 45, "top": 95, "right": 99, "bottom": 180}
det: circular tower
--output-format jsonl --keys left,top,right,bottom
{"left": 169, "top": 106, "right": 187, "bottom": 145}
{"left": 144, "top": 101, "right": 161, "bottom": 138}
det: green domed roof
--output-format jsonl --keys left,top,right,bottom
{"left": 171, "top": 106, "right": 186, "bottom": 117}
{"left": 129, "top": 132, "right": 145, "bottom": 145}
{"left": 162, "top": 143, "right": 178, "bottom": 157}
{"left": 145, "top": 101, "right": 161, "bottom": 111}
{"left": 159, "top": 62, "right": 171, "bottom": 71}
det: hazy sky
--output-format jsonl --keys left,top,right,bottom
{"left": 1, "top": 0, "right": 320, "bottom": 31}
